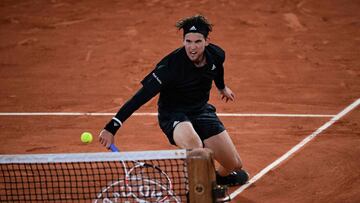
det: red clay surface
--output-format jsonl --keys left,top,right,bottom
{"left": 0, "top": 0, "right": 359, "bottom": 202}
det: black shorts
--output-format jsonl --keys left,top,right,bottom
{"left": 158, "top": 104, "right": 226, "bottom": 145}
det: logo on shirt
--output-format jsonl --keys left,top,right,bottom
{"left": 189, "top": 26, "right": 197, "bottom": 31}
{"left": 152, "top": 73, "right": 162, "bottom": 85}
{"left": 211, "top": 64, "right": 216, "bottom": 70}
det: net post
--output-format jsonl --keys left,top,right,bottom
{"left": 187, "top": 148, "right": 216, "bottom": 203}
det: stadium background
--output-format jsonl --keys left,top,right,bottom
{"left": 0, "top": 0, "right": 359, "bottom": 202}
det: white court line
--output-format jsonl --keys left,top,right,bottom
{"left": 229, "top": 98, "right": 360, "bottom": 200}
{"left": 0, "top": 112, "right": 335, "bottom": 117}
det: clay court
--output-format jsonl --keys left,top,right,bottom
{"left": 0, "top": 0, "right": 359, "bottom": 202}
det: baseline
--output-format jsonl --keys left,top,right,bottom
{"left": 0, "top": 112, "right": 335, "bottom": 118}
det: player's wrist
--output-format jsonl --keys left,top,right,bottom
{"left": 104, "top": 117, "right": 122, "bottom": 135}
{"left": 218, "top": 87, "right": 226, "bottom": 93}
{"left": 217, "top": 85, "right": 226, "bottom": 91}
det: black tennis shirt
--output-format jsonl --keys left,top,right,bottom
{"left": 104, "top": 43, "right": 226, "bottom": 135}
{"left": 143, "top": 43, "right": 225, "bottom": 112}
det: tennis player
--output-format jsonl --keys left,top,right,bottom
{"left": 99, "top": 15, "right": 249, "bottom": 186}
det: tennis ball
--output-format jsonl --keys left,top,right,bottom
{"left": 81, "top": 132, "right": 93, "bottom": 144}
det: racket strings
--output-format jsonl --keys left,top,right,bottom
{"left": 125, "top": 162, "right": 174, "bottom": 201}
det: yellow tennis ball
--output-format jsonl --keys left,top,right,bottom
{"left": 81, "top": 132, "right": 93, "bottom": 144}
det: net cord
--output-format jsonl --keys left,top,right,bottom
{"left": 0, "top": 150, "right": 187, "bottom": 164}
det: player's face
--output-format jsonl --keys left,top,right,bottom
{"left": 183, "top": 33, "right": 209, "bottom": 64}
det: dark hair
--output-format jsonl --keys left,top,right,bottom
{"left": 176, "top": 14, "right": 213, "bottom": 38}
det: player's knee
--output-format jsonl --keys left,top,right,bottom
{"left": 174, "top": 136, "right": 203, "bottom": 149}
{"left": 174, "top": 133, "right": 203, "bottom": 149}
{"left": 183, "top": 137, "right": 203, "bottom": 149}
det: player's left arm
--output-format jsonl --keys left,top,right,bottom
{"left": 215, "top": 65, "right": 235, "bottom": 102}
{"left": 209, "top": 44, "right": 235, "bottom": 102}
{"left": 214, "top": 59, "right": 234, "bottom": 102}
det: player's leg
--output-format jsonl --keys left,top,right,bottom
{"left": 204, "top": 130, "right": 242, "bottom": 176}
{"left": 190, "top": 104, "right": 241, "bottom": 172}
{"left": 204, "top": 130, "right": 249, "bottom": 186}
{"left": 190, "top": 104, "right": 248, "bottom": 185}
{"left": 173, "top": 122, "right": 203, "bottom": 149}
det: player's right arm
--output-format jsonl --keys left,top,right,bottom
{"left": 99, "top": 60, "right": 175, "bottom": 148}
{"left": 99, "top": 86, "right": 160, "bottom": 148}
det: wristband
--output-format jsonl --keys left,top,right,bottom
{"left": 104, "top": 117, "right": 122, "bottom": 135}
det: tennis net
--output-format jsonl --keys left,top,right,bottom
{"left": 0, "top": 150, "right": 191, "bottom": 203}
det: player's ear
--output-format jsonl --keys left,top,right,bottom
{"left": 205, "top": 37, "right": 210, "bottom": 46}
{"left": 182, "top": 36, "right": 187, "bottom": 46}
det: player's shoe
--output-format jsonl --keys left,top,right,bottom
{"left": 216, "top": 169, "right": 249, "bottom": 186}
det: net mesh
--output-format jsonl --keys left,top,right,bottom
{"left": 0, "top": 150, "right": 188, "bottom": 203}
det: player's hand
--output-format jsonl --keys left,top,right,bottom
{"left": 98, "top": 129, "right": 114, "bottom": 149}
{"left": 219, "top": 86, "right": 235, "bottom": 102}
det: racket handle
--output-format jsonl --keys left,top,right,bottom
{"left": 109, "top": 144, "right": 119, "bottom": 152}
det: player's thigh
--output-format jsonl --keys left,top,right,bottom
{"left": 173, "top": 121, "right": 203, "bottom": 149}
{"left": 203, "top": 130, "right": 242, "bottom": 170}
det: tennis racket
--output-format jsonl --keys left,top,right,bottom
{"left": 108, "top": 144, "right": 179, "bottom": 203}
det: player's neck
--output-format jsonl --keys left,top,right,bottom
{"left": 193, "top": 54, "right": 206, "bottom": 68}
